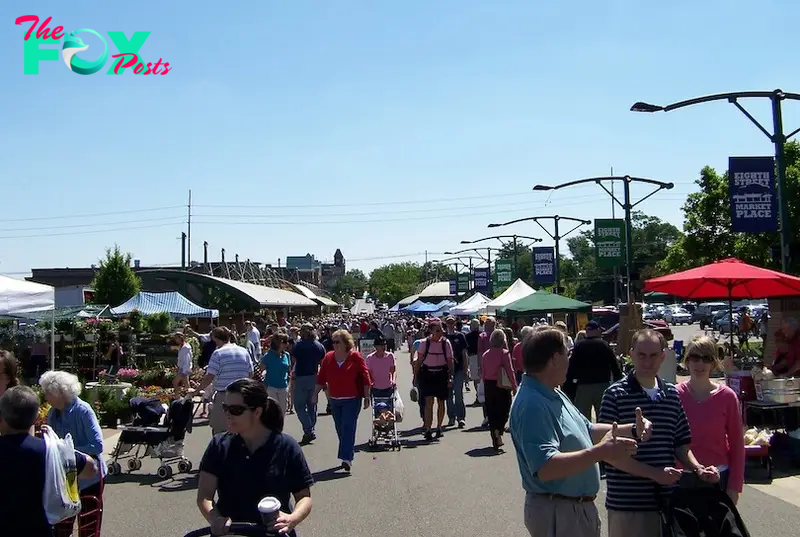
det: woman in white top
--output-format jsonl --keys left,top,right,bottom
{"left": 173, "top": 332, "right": 193, "bottom": 390}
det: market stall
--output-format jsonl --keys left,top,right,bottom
{"left": 0, "top": 275, "right": 56, "bottom": 368}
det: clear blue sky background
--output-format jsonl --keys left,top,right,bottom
{"left": 2, "top": 1, "right": 799, "bottom": 277}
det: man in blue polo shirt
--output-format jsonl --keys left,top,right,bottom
{"left": 510, "top": 328, "right": 650, "bottom": 537}
{"left": 0, "top": 385, "right": 97, "bottom": 537}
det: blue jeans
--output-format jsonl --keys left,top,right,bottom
{"left": 293, "top": 374, "right": 318, "bottom": 436}
{"left": 447, "top": 369, "right": 466, "bottom": 421}
{"left": 330, "top": 397, "right": 361, "bottom": 462}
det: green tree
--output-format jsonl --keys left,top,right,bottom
{"left": 658, "top": 142, "right": 800, "bottom": 274}
{"left": 91, "top": 245, "right": 141, "bottom": 306}
{"left": 369, "top": 262, "right": 421, "bottom": 305}
{"left": 331, "top": 269, "right": 368, "bottom": 304}
{"left": 419, "top": 261, "right": 456, "bottom": 283}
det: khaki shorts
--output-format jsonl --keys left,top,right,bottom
{"left": 468, "top": 355, "right": 481, "bottom": 381}
{"left": 607, "top": 510, "right": 661, "bottom": 537}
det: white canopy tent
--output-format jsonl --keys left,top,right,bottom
{"left": 0, "top": 275, "right": 56, "bottom": 368}
{"left": 448, "top": 292, "right": 492, "bottom": 316}
{"left": 485, "top": 279, "right": 536, "bottom": 314}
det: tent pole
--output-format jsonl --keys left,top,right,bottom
{"left": 728, "top": 286, "right": 735, "bottom": 358}
{"left": 50, "top": 309, "right": 55, "bottom": 371}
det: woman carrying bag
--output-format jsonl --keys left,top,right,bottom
{"left": 480, "top": 329, "right": 517, "bottom": 451}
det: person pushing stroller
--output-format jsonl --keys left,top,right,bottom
{"left": 366, "top": 336, "right": 396, "bottom": 400}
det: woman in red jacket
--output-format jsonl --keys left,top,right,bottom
{"left": 313, "top": 329, "right": 370, "bottom": 472}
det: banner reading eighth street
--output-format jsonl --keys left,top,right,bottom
{"left": 594, "top": 219, "right": 626, "bottom": 268}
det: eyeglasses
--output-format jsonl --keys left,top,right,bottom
{"left": 221, "top": 403, "right": 251, "bottom": 416}
{"left": 686, "top": 353, "right": 715, "bottom": 364}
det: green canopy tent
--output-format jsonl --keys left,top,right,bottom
{"left": 499, "top": 290, "right": 592, "bottom": 315}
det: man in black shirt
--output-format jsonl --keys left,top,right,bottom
{"left": 444, "top": 316, "right": 469, "bottom": 428}
{"left": 464, "top": 319, "right": 481, "bottom": 406}
{"left": 565, "top": 320, "right": 622, "bottom": 421}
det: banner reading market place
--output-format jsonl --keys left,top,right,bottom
{"left": 457, "top": 273, "right": 470, "bottom": 293}
{"left": 594, "top": 219, "right": 625, "bottom": 268}
{"left": 531, "top": 246, "right": 556, "bottom": 285}
{"left": 493, "top": 259, "right": 514, "bottom": 293}
{"left": 473, "top": 267, "right": 490, "bottom": 293}
{"left": 728, "top": 156, "right": 778, "bottom": 233}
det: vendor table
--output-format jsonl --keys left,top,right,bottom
{"left": 744, "top": 400, "right": 800, "bottom": 430}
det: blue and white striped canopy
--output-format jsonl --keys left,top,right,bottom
{"left": 110, "top": 291, "right": 219, "bottom": 318}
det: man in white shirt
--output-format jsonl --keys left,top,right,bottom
{"left": 245, "top": 321, "right": 262, "bottom": 356}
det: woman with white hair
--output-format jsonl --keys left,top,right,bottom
{"left": 41, "top": 370, "right": 106, "bottom": 537}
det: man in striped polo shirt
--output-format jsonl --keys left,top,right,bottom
{"left": 197, "top": 327, "right": 255, "bottom": 435}
{"left": 599, "top": 329, "right": 720, "bottom": 537}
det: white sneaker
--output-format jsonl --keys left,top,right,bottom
{"left": 341, "top": 460, "right": 352, "bottom": 472}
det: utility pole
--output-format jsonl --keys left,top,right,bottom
{"left": 181, "top": 232, "right": 187, "bottom": 269}
{"left": 611, "top": 166, "right": 619, "bottom": 306}
{"left": 488, "top": 217, "right": 589, "bottom": 293}
{"left": 187, "top": 190, "right": 192, "bottom": 266}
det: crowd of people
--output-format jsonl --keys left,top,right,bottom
{"left": 0, "top": 307, "right": 752, "bottom": 537}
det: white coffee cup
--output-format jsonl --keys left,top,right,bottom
{"left": 258, "top": 497, "right": 281, "bottom": 530}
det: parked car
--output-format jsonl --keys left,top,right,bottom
{"left": 602, "top": 321, "right": 674, "bottom": 345}
{"left": 591, "top": 307, "right": 620, "bottom": 331}
{"left": 695, "top": 301, "right": 728, "bottom": 329}
{"left": 664, "top": 307, "right": 693, "bottom": 325}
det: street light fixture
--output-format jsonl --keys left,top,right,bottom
{"left": 531, "top": 177, "right": 674, "bottom": 304}
{"left": 460, "top": 235, "right": 542, "bottom": 279}
{"left": 488, "top": 216, "right": 590, "bottom": 293}
{"left": 631, "top": 89, "right": 800, "bottom": 272}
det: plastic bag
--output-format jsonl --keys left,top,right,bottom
{"left": 42, "top": 427, "right": 81, "bottom": 524}
{"left": 477, "top": 381, "right": 486, "bottom": 404}
{"left": 393, "top": 392, "right": 405, "bottom": 423}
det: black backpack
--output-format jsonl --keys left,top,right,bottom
{"left": 421, "top": 337, "right": 449, "bottom": 364}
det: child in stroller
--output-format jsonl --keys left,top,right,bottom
{"left": 106, "top": 395, "right": 195, "bottom": 479}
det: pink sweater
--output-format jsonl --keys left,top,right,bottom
{"left": 676, "top": 382, "right": 745, "bottom": 492}
{"left": 480, "top": 348, "right": 517, "bottom": 389}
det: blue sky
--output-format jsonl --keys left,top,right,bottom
{"left": 2, "top": 1, "right": 799, "bottom": 278}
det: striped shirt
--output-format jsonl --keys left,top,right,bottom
{"left": 598, "top": 373, "right": 691, "bottom": 512}
{"left": 207, "top": 343, "right": 254, "bottom": 393}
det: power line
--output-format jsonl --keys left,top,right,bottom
{"left": 1, "top": 216, "right": 184, "bottom": 233}
{"left": 0, "top": 206, "right": 184, "bottom": 223}
{"left": 0, "top": 222, "right": 182, "bottom": 240}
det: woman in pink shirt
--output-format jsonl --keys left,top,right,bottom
{"left": 480, "top": 329, "right": 517, "bottom": 450}
{"left": 366, "top": 336, "right": 396, "bottom": 399}
{"left": 676, "top": 336, "right": 745, "bottom": 505}
{"left": 413, "top": 320, "right": 454, "bottom": 442}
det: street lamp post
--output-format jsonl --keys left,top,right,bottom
{"left": 631, "top": 89, "right": 800, "bottom": 272}
{"left": 531, "top": 177, "right": 673, "bottom": 304}
{"left": 442, "top": 254, "right": 490, "bottom": 294}
{"left": 459, "top": 235, "right": 542, "bottom": 280}
{"left": 487, "top": 217, "right": 590, "bottom": 293}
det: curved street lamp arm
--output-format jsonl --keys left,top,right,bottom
{"left": 489, "top": 215, "right": 592, "bottom": 227}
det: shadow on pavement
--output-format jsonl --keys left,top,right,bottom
{"left": 465, "top": 447, "right": 504, "bottom": 457}
{"left": 312, "top": 467, "right": 350, "bottom": 482}
{"left": 106, "top": 470, "right": 200, "bottom": 492}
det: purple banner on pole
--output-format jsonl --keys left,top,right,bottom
{"left": 473, "top": 268, "right": 490, "bottom": 293}
{"left": 729, "top": 156, "right": 778, "bottom": 233}
{"left": 531, "top": 247, "right": 556, "bottom": 285}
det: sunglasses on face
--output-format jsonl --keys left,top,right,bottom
{"left": 222, "top": 403, "right": 251, "bottom": 416}
{"left": 687, "top": 353, "right": 715, "bottom": 364}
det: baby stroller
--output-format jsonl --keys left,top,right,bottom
{"left": 367, "top": 392, "right": 401, "bottom": 451}
{"left": 660, "top": 482, "right": 751, "bottom": 537}
{"left": 106, "top": 395, "right": 195, "bottom": 479}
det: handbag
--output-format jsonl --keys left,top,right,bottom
{"left": 498, "top": 358, "right": 513, "bottom": 390}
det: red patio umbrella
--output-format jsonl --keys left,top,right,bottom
{"left": 644, "top": 258, "right": 800, "bottom": 350}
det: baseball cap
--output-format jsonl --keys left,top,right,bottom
{"left": 586, "top": 320, "right": 600, "bottom": 330}
{"left": 445, "top": 316, "right": 456, "bottom": 323}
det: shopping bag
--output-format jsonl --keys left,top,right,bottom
{"left": 477, "top": 381, "right": 486, "bottom": 404}
{"left": 393, "top": 391, "right": 405, "bottom": 423}
{"left": 42, "top": 427, "right": 82, "bottom": 524}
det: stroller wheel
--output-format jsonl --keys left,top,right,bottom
{"left": 106, "top": 461, "right": 119, "bottom": 476}
{"left": 177, "top": 460, "right": 192, "bottom": 473}
{"left": 156, "top": 465, "right": 173, "bottom": 479}
{"left": 127, "top": 458, "right": 139, "bottom": 472}
{"left": 134, "top": 459, "right": 142, "bottom": 470}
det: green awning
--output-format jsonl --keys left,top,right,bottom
{"left": 499, "top": 290, "right": 592, "bottom": 315}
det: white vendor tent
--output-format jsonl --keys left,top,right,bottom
{"left": 485, "top": 279, "right": 536, "bottom": 314}
{"left": 0, "top": 275, "right": 56, "bottom": 368}
{"left": 448, "top": 293, "right": 491, "bottom": 316}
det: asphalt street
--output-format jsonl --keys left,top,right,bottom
{"left": 99, "top": 343, "right": 800, "bottom": 537}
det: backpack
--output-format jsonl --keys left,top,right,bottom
{"left": 421, "top": 337, "right": 449, "bottom": 364}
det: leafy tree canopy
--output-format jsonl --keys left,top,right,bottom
{"left": 91, "top": 245, "right": 141, "bottom": 306}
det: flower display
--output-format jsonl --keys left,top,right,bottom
{"left": 35, "top": 403, "right": 51, "bottom": 428}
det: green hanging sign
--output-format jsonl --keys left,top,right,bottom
{"left": 594, "top": 218, "right": 626, "bottom": 268}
